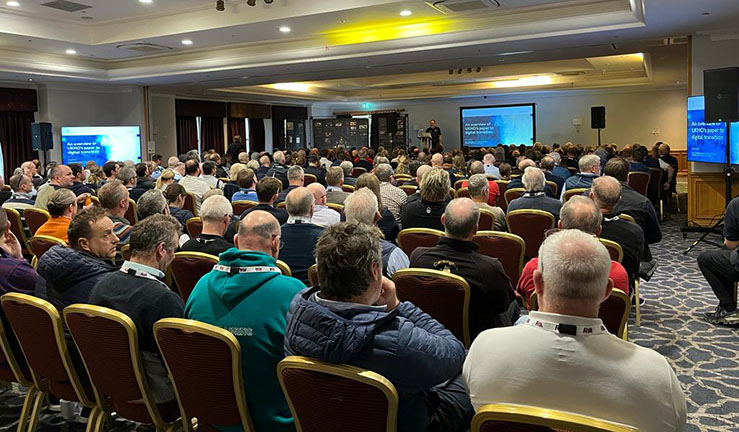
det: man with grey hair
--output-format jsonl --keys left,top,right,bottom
{"left": 460, "top": 160, "right": 501, "bottom": 207}
{"left": 89, "top": 214, "right": 184, "bottom": 404}
{"left": 548, "top": 152, "right": 572, "bottom": 180}
{"left": 464, "top": 229, "right": 686, "bottom": 431}
{"left": 339, "top": 160, "right": 357, "bottom": 186}
{"left": 561, "top": 154, "right": 600, "bottom": 199}
{"left": 483, "top": 153, "right": 500, "bottom": 178}
{"left": 507, "top": 159, "right": 556, "bottom": 198}
{"left": 181, "top": 195, "right": 234, "bottom": 256}
{"left": 411, "top": 198, "right": 517, "bottom": 339}
{"left": 99, "top": 181, "right": 133, "bottom": 246}
{"left": 591, "top": 176, "right": 644, "bottom": 290}
{"left": 516, "top": 195, "right": 630, "bottom": 304}
{"left": 325, "top": 166, "right": 351, "bottom": 205}
{"left": 117, "top": 166, "right": 138, "bottom": 198}
{"left": 35, "top": 164, "right": 76, "bottom": 210}
{"left": 267, "top": 150, "right": 289, "bottom": 189}
{"left": 344, "top": 188, "right": 409, "bottom": 277}
{"left": 279, "top": 187, "right": 324, "bottom": 285}
{"left": 307, "top": 183, "right": 339, "bottom": 227}
{"left": 376, "top": 163, "right": 406, "bottom": 221}
{"left": 507, "top": 167, "right": 562, "bottom": 221}
{"left": 238, "top": 152, "right": 249, "bottom": 164}
{"left": 467, "top": 174, "right": 505, "bottom": 231}
{"left": 185, "top": 209, "right": 304, "bottom": 432}
{"left": 137, "top": 189, "right": 168, "bottom": 220}
{"left": 275, "top": 165, "right": 304, "bottom": 205}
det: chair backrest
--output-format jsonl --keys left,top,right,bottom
{"left": 563, "top": 188, "right": 590, "bottom": 202}
{"left": 627, "top": 172, "right": 650, "bottom": 196}
{"left": 1, "top": 293, "right": 94, "bottom": 406}
{"left": 303, "top": 173, "right": 317, "bottom": 186}
{"left": 352, "top": 167, "right": 367, "bottom": 178}
{"left": 125, "top": 198, "right": 139, "bottom": 225}
{"left": 63, "top": 304, "right": 179, "bottom": 429}
{"left": 30, "top": 235, "right": 68, "bottom": 259}
{"left": 504, "top": 188, "right": 525, "bottom": 205}
{"left": 185, "top": 217, "right": 203, "bottom": 238}
{"left": 232, "top": 200, "right": 258, "bottom": 215}
{"left": 392, "top": 268, "right": 471, "bottom": 347}
{"left": 471, "top": 403, "right": 637, "bottom": 432}
{"left": 448, "top": 188, "right": 457, "bottom": 200}
{"left": 308, "top": 264, "right": 319, "bottom": 286}
{"left": 326, "top": 203, "right": 344, "bottom": 215}
{"left": 494, "top": 180, "right": 509, "bottom": 211}
{"left": 618, "top": 213, "right": 635, "bottom": 224}
{"left": 90, "top": 195, "right": 100, "bottom": 207}
{"left": 506, "top": 210, "right": 556, "bottom": 260}
{"left": 472, "top": 231, "right": 526, "bottom": 283}
{"left": 456, "top": 187, "right": 471, "bottom": 199}
{"left": 154, "top": 318, "right": 255, "bottom": 432}
{"left": 454, "top": 179, "right": 467, "bottom": 190}
{"left": 568, "top": 167, "right": 578, "bottom": 176}
{"left": 170, "top": 252, "right": 219, "bottom": 302}
{"left": 342, "top": 185, "right": 355, "bottom": 193}
{"left": 0, "top": 308, "right": 33, "bottom": 387}
{"left": 121, "top": 244, "right": 132, "bottom": 261}
{"left": 5, "top": 208, "right": 31, "bottom": 255}
{"left": 278, "top": 356, "right": 398, "bottom": 432}
{"left": 647, "top": 167, "right": 663, "bottom": 201}
{"left": 184, "top": 192, "right": 197, "bottom": 216}
{"left": 396, "top": 228, "right": 444, "bottom": 257}
{"left": 546, "top": 180, "right": 559, "bottom": 197}
{"left": 477, "top": 208, "right": 496, "bottom": 231}
{"left": 528, "top": 288, "right": 630, "bottom": 339}
{"left": 600, "top": 238, "right": 623, "bottom": 263}
{"left": 399, "top": 185, "right": 417, "bottom": 196}
{"left": 276, "top": 201, "right": 287, "bottom": 209}
{"left": 276, "top": 260, "right": 292, "bottom": 277}
{"left": 23, "top": 207, "right": 50, "bottom": 235}
{"left": 395, "top": 178, "right": 410, "bottom": 187}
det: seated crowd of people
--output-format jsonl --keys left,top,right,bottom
{"left": 0, "top": 139, "right": 686, "bottom": 431}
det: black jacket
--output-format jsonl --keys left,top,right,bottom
{"left": 400, "top": 198, "right": 450, "bottom": 231}
{"left": 600, "top": 212, "right": 644, "bottom": 288}
{"left": 241, "top": 203, "right": 289, "bottom": 225}
{"left": 169, "top": 206, "right": 195, "bottom": 229}
{"left": 266, "top": 164, "right": 290, "bottom": 189}
{"left": 180, "top": 234, "right": 233, "bottom": 257}
{"left": 304, "top": 165, "right": 327, "bottom": 186}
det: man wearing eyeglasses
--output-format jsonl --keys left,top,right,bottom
{"left": 180, "top": 195, "right": 234, "bottom": 257}
{"left": 185, "top": 210, "right": 304, "bottom": 432}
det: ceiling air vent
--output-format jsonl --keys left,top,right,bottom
{"left": 41, "top": 0, "right": 91, "bottom": 12}
{"left": 426, "top": 0, "right": 500, "bottom": 14}
{"left": 116, "top": 43, "right": 174, "bottom": 53}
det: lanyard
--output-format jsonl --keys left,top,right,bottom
{"left": 213, "top": 264, "right": 280, "bottom": 276}
{"left": 524, "top": 317, "right": 607, "bottom": 336}
{"left": 523, "top": 192, "right": 546, "bottom": 198}
{"left": 603, "top": 215, "right": 620, "bottom": 223}
{"left": 119, "top": 262, "right": 169, "bottom": 289}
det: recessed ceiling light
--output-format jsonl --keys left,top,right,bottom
{"left": 279, "top": 26, "right": 291, "bottom": 33}
{"left": 65, "top": 49, "right": 77, "bottom": 55}
{"left": 400, "top": 10, "right": 412, "bottom": 16}
{"left": 139, "top": 0, "right": 152, "bottom": 3}
{"left": 181, "top": 39, "right": 193, "bottom": 45}
{"left": 6, "top": 1, "right": 20, "bottom": 6}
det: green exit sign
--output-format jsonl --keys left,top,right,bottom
{"left": 361, "top": 102, "right": 372, "bottom": 110}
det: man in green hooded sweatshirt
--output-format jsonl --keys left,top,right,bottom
{"left": 185, "top": 210, "right": 304, "bottom": 432}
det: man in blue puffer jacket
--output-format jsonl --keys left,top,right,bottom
{"left": 36, "top": 207, "right": 119, "bottom": 310}
{"left": 285, "top": 222, "right": 473, "bottom": 432}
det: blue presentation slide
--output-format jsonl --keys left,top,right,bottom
{"left": 686, "top": 96, "right": 739, "bottom": 164}
{"left": 461, "top": 104, "right": 534, "bottom": 147}
{"left": 62, "top": 126, "right": 142, "bottom": 167}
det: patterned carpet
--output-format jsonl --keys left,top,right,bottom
{"left": 630, "top": 215, "right": 739, "bottom": 431}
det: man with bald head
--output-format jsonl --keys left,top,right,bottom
{"left": 186, "top": 210, "right": 304, "bottom": 432}
{"left": 280, "top": 187, "right": 324, "bottom": 285}
{"left": 35, "top": 164, "right": 76, "bottom": 210}
{"left": 411, "top": 198, "right": 517, "bottom": 339}
{"left": 306, "top": 183, "right": 339, "bottom": 227}
{"left": 507, "top": 167, "right": 562, "bottom": 221}
{"left": 431, "top": 153, "right": 457, "bottom": 185}
{"left": 507, "top": 159, "right": 556, "bottom": 198}
{"left": 256, "top": 155, "right": 271, "bottom": 179}
{"left": 591, "top": 176, "right": 644, "bottom": 290}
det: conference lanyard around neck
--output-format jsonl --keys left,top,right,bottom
{"left": 603, "top": 215, "right": 620, "bottom": 223}
{"left": 524, "top": 316, "right": 607, "bottom": 336}
{"left": 523, "top": 192, "right": 546, "bottom": 198}
{"left": 213, "top": 264, "right": 280, "bottom": 276}
{"left": 120, "top": 262, "right": 168, "bottom": 289}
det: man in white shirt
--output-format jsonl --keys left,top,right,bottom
{"left": 177, "top": 160, "right": 211, "bottom": 213}
{"left": 463, "top": 229, "right": 686, "bottom": 432}
{"left": 306, "top": 183, "right": 339, "bottom": 227}
{"left": 483, "top": 153, "right": 500, "bottom": 179}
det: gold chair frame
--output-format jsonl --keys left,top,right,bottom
{"left": 545, "top": 180, "right": 559, "bottom": 197}
{"left": 170, "top": 251, "right": 219, "bottom": 301}
{"left": 232, "top": 200, "right": 259, "bottom": 215}
{"left": 307, "top": 264, "right": 318, "bottom": 287}
{"left": 5, "top": 208, "right": 32, "bottom": 256}
{"left": 29, "top": 234, "right": 68, "bottom": 259}
{"left": 276, "top": 260, "right": 292, "bottom": 277}
{"left": 472, "top": 231, "right": 526, "bottom": 283}
{"left": 277, "top": 356, "right": 399, "bottom": 432}
{"left": 326, "top": 203, "right": 344, "bottom": 214}
{"left": 185, "top": 192, "right": 199, "bottom": 217}
{"left": 504, "top": 188, "right": 526, "bottom": 206}
{"left": 563, "top": 188, "right": 591, "bottom": 202}
{"left": 127, "top": 198, "right": 139, "bottom": 225}
{"left": 22, "top": 207, "right": 51, "bottom": 236}
{"left": 184, "top": 217, "right": 202, "bottom": 238}
{"left": 396, "top": 228, "right": 445, "bottom": 257}
{"left": 599, "top": 238, "right": 624, "bottom": 264}
{"left": 477, "top": 208, "right": 497, "bottom": 231}
{"left": 0, "top": 307, "right": 35, "bottom": 432}
{"left": 471, "top": 403, "right": 638, "bottom": 432}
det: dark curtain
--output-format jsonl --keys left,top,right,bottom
{"left": 228, "top": 118, "right": 245, "bottom": 151}
{"left": 176, "top": 116, "right": 198, "bottom": 156}
{"left": 0, "top": 112, "right": 36, "bottom": 182}
{"left": 370, "top": 113, "right": 381, "bottom": 150}
{"left": 200, "top": 117, "right": 224, "bottom": 153}
{"left": 249, "top": 119, "right": 265, "bottom": 153}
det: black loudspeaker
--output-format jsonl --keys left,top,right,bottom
{"left": 31, "top": 122, "right": 53, "bottom": 151}
{"left": 704, "top": 67, "right": 739, "bottom": 122}
{"left": 591, "top": 106, "right": 606, "bottom": 129}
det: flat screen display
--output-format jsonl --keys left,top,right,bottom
{"left": 460, "top": 104, "right": 535, "bottom": 147}
{"left": 686, "top": 96, "right": 739, "bottom": 164}
{"left": 61, "top": 126, "right": 142, "bottom": 167}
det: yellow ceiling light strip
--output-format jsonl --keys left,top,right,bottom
{"left": 324, "top": 17, "right": 456, "bottom": 46}
{"left": 265, "top": 82, "right": 313, "bottom": 92}
{"left": 491, "top": 76, "right": 554, "bottom": 88}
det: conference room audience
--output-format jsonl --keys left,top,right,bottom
{"left": 561, "top": 154, "right": 601, "bottom": 198}
{"left": 163, "top": 184, "right": 195, "bottom": 229}
{"left": 344, "top": 188, "right": 409, "bottom": 277}
{"left": 37, "top": 207, "right": 119, "bottom": 311}
{"left": 279, "top": 187, "right": 324, "bottom": 285}
{"left": 102, "top": 161, "right": 120, "bottom": 183}
{"left": 35, "top": 189, "right": 78, "bottom": 243}
{"left": 35, "top": 164, "right": 75, "bottom": 210}
{"left": 231, "top": 168, "right": 258, "bottom": 202}
{"left": 178, "top": 160, "right": 210, "bottom": 213}
{"left": 400, "top": 167, "right": 451, "bottom": 231}
{"left": 467, "top": 174, "right": 505, "bottom": 231}
{"left": 339, "top": 161, "right": 357, "bottom": 186}
{"left": 69, "top": 163, "right": 94, "bottom": 197}
{"left": 629, "top": 148, "right": 650, "bottom": 173}
{"left": 0, "top": 208, "right": 36, "bottom": 295}
{"left": 89, "top": 214, "right": 183, "bottom": 404}
{"left": 199, "top": 161, "right": 223, "bottom": 190}
{"left": 508, "top": 159, "right": 556, "bottom": 198}
{"left": 155, "top": 169, "right": 175, "bottom": 192}
{"left": 186, "top": 210, "right": 304, "bottom": 432}
{"left": 547, "top": 152, "right": 571, "bottom": 180}
{"left": 507, "top": 167, "right": 562, "bottom": 221}
{"left": 516, "top": 196, "right": 629, "bottom": 303}
{"left": 304, "top": 155, "right": 327, "bottom": 186}
{"left": 464, "top": 229, "right": 686, "bottom": 431}
{"left": 376, "top": 163, "right": 407, "bottom": 221}
{"left": 266, "top": 151, "right": 290, "bottom": 189}
{"left": 117, "top": 166, "right": 140, "bottom": 202}
{"left": 285, "top": 222, "right": 472, "bottom": 432}
{"left": 276, "top": 165, "right": 304, "bottom": 204}
{"left": 136, "top": 189, "right": 167, "bottom": 220}
{"left": 240, "top": 177, "right": 289, "bottom": 225}
{"left": 460, "top": 161, "right": 500, "bottom": 207}
{"left": 256, "top": 155, "right": 271, "bottom": 179}
{"left": 483, "top": 153, "right": 500, "bottom": 178}
{"left": 591, "top": 176, "right": 644, "bottom": 289}
{"left": 539, "top": 156, "right": 565, "bottom": 196}
{"left": 411, "top": 198, "right": 517, "bottom": 339}
{"left": 98, "top": 181, "right": 133, "bottom": 245}
{"left": 325, "top": 166, "right": 351, "bottom": 205}
{"left": 3, "top": 174, "right": 35, "bottom": 211}
{"left": 355, "top": 173, "right": 400, "bottom": 242}
{"left": 180, "top": 195, "right": 233, "bottom": 256}
{"left": 306, "top": 183, "right": 339, "bottom": 227}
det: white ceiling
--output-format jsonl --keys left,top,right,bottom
{"left": 0, "top": 0, "right": 734, "bottom": 100}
